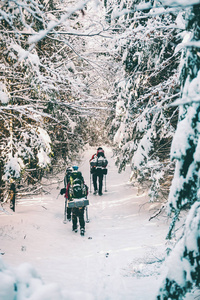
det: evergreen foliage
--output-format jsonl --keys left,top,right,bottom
{"left": 167, "top": 2, "right": 200, "bottom": 237}
{"left": 157, "top": 201, "right": 200, "bottom": 299}
{"left": 106, "top": 0, "right": 181, "bottom": 201}
{"left": 0, "top": 0, "right": 112, "bottom": 196}
{"left": 155, "top": 2, "right": 200, "bottom": 299}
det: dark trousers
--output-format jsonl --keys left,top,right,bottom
{"left": 72, "top": 207, "right": 85, "bottom": 230}
{"left": 92, "top": 171, "right": 103, "bottom": 194}
{"left": 67, "top": 207, "right": 71, "bottom": 219}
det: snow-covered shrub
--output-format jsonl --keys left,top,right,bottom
{"left": 1, "top": 124, "right": 52, "bottom": 184}
{"left": 3, "top": 156, "right": 24, "bottom": 181}
{"left": 0, "top": 257, "right": 66, "bottom": 300}
{"left": 157, "top": 201, "right": 200, "bottom": 300}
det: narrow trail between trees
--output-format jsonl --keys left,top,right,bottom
{"left": 0, "top": 147, "right": 169, "bottom": 300}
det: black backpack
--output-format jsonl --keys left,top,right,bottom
{"left": 69, "top": 171, "right": 86, "bottom": 199}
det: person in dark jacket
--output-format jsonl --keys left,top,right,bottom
{"left": 65, "top": 166, "right": 88, "bottom": 235}
{"left": 90, "top": 147, "right": 108, "bottom": 196}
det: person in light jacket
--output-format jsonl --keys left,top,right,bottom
{"left": 89, "top": 147, "right": 108, "bottom": 196}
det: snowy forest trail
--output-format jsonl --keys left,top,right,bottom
{"left": 0, "top": 147, "right": 169, "bottom": 300}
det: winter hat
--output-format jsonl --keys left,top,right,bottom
{"left": 72, "top": 166, "right": 79, "bottom": 171}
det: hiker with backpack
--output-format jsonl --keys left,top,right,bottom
{"left": 65, "top": 166, "right": 88, "bottom": 236}
{"left": 90, "top": 147, "right": 108, "bottom": 196}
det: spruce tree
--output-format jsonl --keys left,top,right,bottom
{"left": 157, "top": 3, "right": 200, "bottom": 299}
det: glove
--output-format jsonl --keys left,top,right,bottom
{"left": 60, "top": 188, "right": 66, "bottom": 195}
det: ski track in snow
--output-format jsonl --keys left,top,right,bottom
{"left": 0, "top": 147, "right": 170, "bottom": 300}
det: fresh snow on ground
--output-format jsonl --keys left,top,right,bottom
{"left": 1, "top": 147, "right": 172, "bottom": 299}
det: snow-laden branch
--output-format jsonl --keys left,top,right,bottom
{"left": 28, "top": 0, "right": 90, "bottom": 45}
{"left": 112, "top": 0, "right": 200, "bottom": 21}
{"left": 171, "top": 71, "right": 200, "bottom": 106}
{"left": 175, "top": 40, "right": 200, "bottom": 53}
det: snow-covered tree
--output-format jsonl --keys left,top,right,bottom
{"left": 0, "top": 0, "right": 113, "bottom": 197}
{"left": 0, "top": 1, "right": 54, "bottom": 190}
{"left": 102, "top": 1, "right": 200, "bottom": 296}
{"left": 105, "top": 0, "right": 181, "bottom": 200}
{"left": 166, "top": 2, "right": 200, "bottom": 238}
{"left": 156, "top": 1, "right": 200, "bottom": 298}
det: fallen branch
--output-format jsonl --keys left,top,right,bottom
{"left": 149, "top": 205, "right": 165, "bottom": 221}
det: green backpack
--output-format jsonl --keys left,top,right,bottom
{"left": 69, "top": 171, "right": 86, "bottom": 199}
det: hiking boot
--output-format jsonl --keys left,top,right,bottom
{"left": 80, "top": 228, "right": 85, "bottom": 236}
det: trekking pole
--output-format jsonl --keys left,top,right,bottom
{"left": 63, "top": 198, "right": 67, "bottom": 224}
{"left": 104, "top": 175, "right": 107, "bottom": 192}
{"left": 90, "top": 171, "right": 92, "bottom": 193}
{"left": 86, "top": 206, "right": 89, "bottom": 223}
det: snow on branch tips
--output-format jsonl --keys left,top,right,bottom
{"left": 132, "top": 129, "right": 153, "bottom": 168}
{"left": 3, "top": 155, "right": 24, "bottom": 181}
{"left": 161, "top": 0, "right": 200, "bottom": 7}
{"left": 0, "top": 91, "right": 9, "bottom": 105}
{"left": 0, "top": 82, "right": 9, "bottom": 104}
{"left": 36, "top": 128, "right": 51, "bottom": 167}
{"left": 172, "top": 71, "right": 200, "bottom": 106}
{"left": 28, "top": 0, "right": 90, "bottom": 45}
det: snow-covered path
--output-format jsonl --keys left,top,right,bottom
{"left": 0, "top": 147, "right": 169, "bottom": 300}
